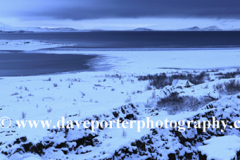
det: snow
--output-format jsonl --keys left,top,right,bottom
{"left": 0, "top": 154, "right": 8, "bottom": 160}
{"left": 43, "top": 49, "right": 240, "bottom": 74}
{"left": 0, "top": 22, "right": 81, "bottom": 32}
{"left": 172, "top": 79, "right": 194, "bottom": 87}
{"left": 180, "top": 25, "right": 222, "bottom": 31}
{"left": 1, "top": 40, "right": 240, "bottom": 159}
{"left": 0, "top": 22, "right": 13, "bottom": 30}
{"left": 132, "top": 28, "right": 153, "bottom": 31}
{"left": 0, "top": 40, "right": 73, "bottom": 50}
{"left": 2, "top": 18, "right": 240, "bottom": 32}
{"left": 198, "top": 135, "right": 240, "bottom": 160}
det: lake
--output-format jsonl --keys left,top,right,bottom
{"left": 1, "top": 31, "right": 240, "bottom": 48}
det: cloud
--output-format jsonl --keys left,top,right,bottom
{"left": 1, "top": 0, "right": 240, "bottom": 20}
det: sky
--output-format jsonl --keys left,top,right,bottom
{"left": 0, "top": 0, "right": 240, "bottom": 30}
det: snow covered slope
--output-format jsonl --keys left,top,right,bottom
{"left": 0, "top": 22, "right": 81, "bottom": 33}
{"left": 0, "top": 22, "right": 14, "bottom": 31}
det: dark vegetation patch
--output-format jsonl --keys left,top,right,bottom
{"left": 215, "top": 69, "right": 240, "bottom": 79}
{"left": 138, "top": 71, "right": 209, "bottom": 89}
{"left": 157, "top": 92, "right": 213, "bottom": 115}
{"left": 214, "top": 79, "right": 240, "bottom": 95}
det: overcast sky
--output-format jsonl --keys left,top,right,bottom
{"left": 1, "top": 0, "right": 240, "bottom": 29}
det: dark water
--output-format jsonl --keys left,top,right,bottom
{"left": 1, "top": 31, "right": 240, "bottom": 48}
{"left": 1, "top": 31, "right": 240, "bottom": 76}
{"left": 0, "top": 53, "right": 96, "bottom": 77}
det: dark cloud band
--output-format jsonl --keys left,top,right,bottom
{"left": 4, "top": 0, "right": 240, "bottom": 20}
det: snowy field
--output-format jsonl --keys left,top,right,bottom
{"left": 0, "top": 40, "right": 74, "bottom": 51}
{"left": 1, "top": 43, "right": 240, "bottom": 159}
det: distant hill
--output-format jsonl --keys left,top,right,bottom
{"left": 28, "top": 27, "right": 80, "bottom": 32}
{"left": 0, "top": 22, "right": 81, "bottom": 33}
{"left": 133, "top": 28, "right": 153, "bottom": 31}
{"left": 180, "top": 26, "right": 222, "bottom": 31}
{"left": 1, "top": 21, "right": 240, "bottom": 33}
{"left": 0, "top": 22, "right": 14, "bottom": 31}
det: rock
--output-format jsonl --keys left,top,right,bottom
{"left": 168, "top": 153, "right": 176, "bottom": 160}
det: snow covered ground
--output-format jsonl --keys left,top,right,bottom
{"left": 0, "top": 40, "right": 74, "bottom": 51}
{"left": 42, "top": 49, "right": 240, "bottom": 74}
{"left": 1, "top": 44, "right": 240, "bottom": 159}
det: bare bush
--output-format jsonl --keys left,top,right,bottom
{"left": 78, "top": 110, "right": 81, "bottom": 117}
{"left": 145, "top": 85, "right": 152, "bottom": 91}
{"left": 22, "top": 112, "right": 26, "bottom": 119}
{"left": 214, "top": 80, "right": 240, "bottom": 95}
{"left": 138, "top": 71, "right": 209, "bottom": 89}
{"left": 47, "top": 107, "right": 53, "bottom": 113}
{"left": 213, "top": 83, "right": 225, "bottom": 94}
{"left": 157, "top": 92, "right": 211, "bottom": 115}
{"left": 216, "top": 69, "right": 240, "bottom": 79}
{"left": 125, "top": 96, "right": 132, "bottom": 103}
{"left": 11, "top": 92, "right": 19, "bottom": 96}
{"left": 151, "top": 91, "right": 156, "bottom": 99}
{"left": 224, "top": 80, "right": 240, "bottom": 95}
{"left": 122, "top": 130, "right": 127, "bottom": 138}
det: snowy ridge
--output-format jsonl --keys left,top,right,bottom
{"left": 0, "top": 22, "right": 12, "bottom": 30}
{"left": 0, "top": 22, "right": 81, "bottom": 33}
{"left": 2, "top": 21, "right": 240, "bottom": 32}
{"left": 179, "top": 26, "right": 223, "bottom": 31}
{"left": 132, "top": 28, "right": 153, "bottom": 31}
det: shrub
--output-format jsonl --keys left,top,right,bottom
{"left": 213, "top": 83, "right": 225, "bottom": 93}
{"left": 214, "top": 80, "right": 240, "bottom": 95}
{"left": 157, "top": 92, "right": 211, "bottom": 115}
{"left": 125, "top": 97, "right": 132, "bottom": 103}
{"left": 122, "top": 130, "right": 127, "bottom": 138}
{"left": 151, "top": 91, "right": 156, "bottom": 99}
{"left": 22, "top": 112, "right": 26, "bottom": 119}
{"left": 78, "top": 110, "right": 81, "bottom": 117}
{"left": 224, "top": 80, "right": 240, "bottom": 95}
{"left": 47, "top": 107, "right": 53, "bottom": 113}
{"left": 138, "top": 71, "right": 209, "bottom": 89}
{"left": 216, "top": 69, "right": 240, "bottom": 79}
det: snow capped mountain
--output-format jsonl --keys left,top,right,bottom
{"left": 203, "top": 26, "right": 222, "bottom": 31}
{"left": 0, "top": 22, "right": 81, "bottom": 33}
{"left": 0, "top": 22, "right": 14, "bottom": 30}
{"left": 0, "top": 22, "right": 34, "bottom": 33}
{"left": 1, "top": 21, "right": 240, "bottom": 33}
{"left": 24, "top": 27, "right": 81, "bottom": 32}
{"left": 180, "top": 25, "right": 223, "bottom": 31}
{"left": 132, "top": 28, "right": 153, "bottom": 31}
